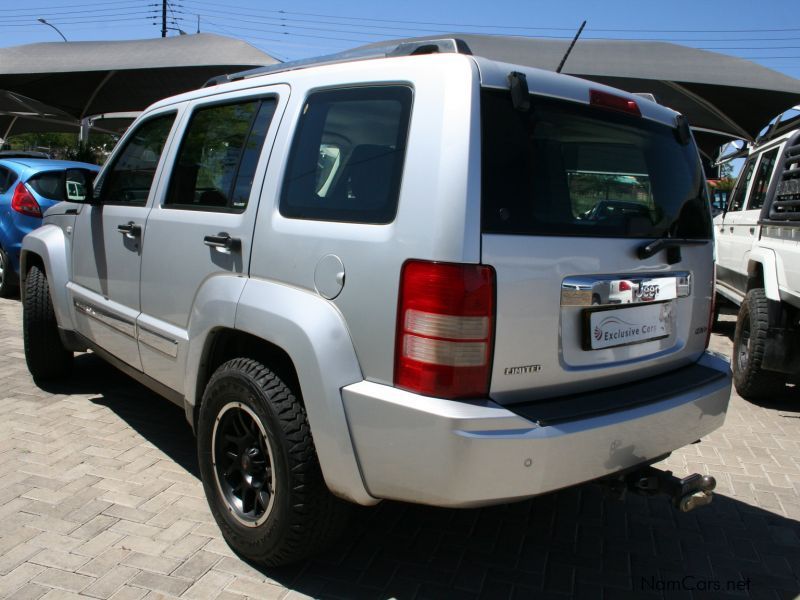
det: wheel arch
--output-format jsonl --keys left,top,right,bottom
{"left": 20, "top": 225, "right": 73, "bottom": 328}
{"left": 186, "top": 278, "right": 375, "bottom": 506}
{"left": 747, "top": 248, "right": 780, "bottom": 302}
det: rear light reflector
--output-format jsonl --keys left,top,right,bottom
{"left": 11, "top": 182, "right": 42, "bottom": 217}
{"left": 403, "top": 336, "right": 488, "bottom": 367}
{"left": 590, "top": 89, "right": 641, "bottom": 117}
{"left": 395, "top": 260, "right": 495, "bottom": 399}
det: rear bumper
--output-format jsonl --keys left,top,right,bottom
{"left": 342, "top": 351, "right": 731, "bottom": 508}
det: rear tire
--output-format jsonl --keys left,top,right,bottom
{"left": 732, "top": 289, "right": 783, "bottom": 399}
{"left": 197, "top": 357, "right": 349, "bottom": 566}
{"left": 23, "top": 265, "right": 72, "bottom": 380}
{"left": 0, "top": 246, "right": 18, "bottom": 298}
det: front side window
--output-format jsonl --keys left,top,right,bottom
{"left": 96, "top": 113, "right": 176, "bottom": 205}
{"left": 728, "top": 157, "right": 756, "bottom": 212}
{"left": 747, "top": 148, "right": 779, "bottom": 211}
{"left": 481, "top": 91, "right": 712, "bottom": 239}
{"left": 280, "top": 86, "right": 413, "bottom": 224}
{"left": 165, "top": 98, "right": 276, "bottom": 211}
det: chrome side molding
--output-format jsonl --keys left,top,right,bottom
{"left": 137, "top": 326, "right": 179, "bottom": 358}
{"left": 74, "top": 299, "right": 179, "bottom": 357}
{"left": 74, "top": 300, "right": 136, "bottom": 338}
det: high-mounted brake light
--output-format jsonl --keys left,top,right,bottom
{"left": 11, "top": 182, "right": 42, "bottom": 217}
{"left": 394, "top": 260, "right": 495, "bottom": 399}
{"left": 590, "top": 89, "right": 641, "bottom": 117}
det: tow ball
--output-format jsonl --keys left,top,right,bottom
{"left": 603, "top": 466, "right": 716, "bottom": 512}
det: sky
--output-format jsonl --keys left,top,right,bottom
{"left": 1, "top": 0, "right": 799, "bottom": 80}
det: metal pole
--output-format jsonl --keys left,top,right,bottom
{"left": 37, "top": 18, "right": 67, "bottom": 42}
{"left": 162, "top": 0, "right": 167, "bottom": 38}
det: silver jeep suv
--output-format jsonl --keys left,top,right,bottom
{"left": 21, "top": 39, "right": 731, "bottom": 565}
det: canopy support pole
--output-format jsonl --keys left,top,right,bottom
{"left": 81, "top": 70, "right": 117, "bottom": 119}
{"left": 662, "top": 81, "right": 752, "bottom": 143}
{"left": 3, "top": 116, "right": 18, "bottom": 140}
{"left": 79, "top": 117, "right": 91, "bottom": 144}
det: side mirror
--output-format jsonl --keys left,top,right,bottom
{"left": 64, "top": 168, "right": 98, "bottom": 204}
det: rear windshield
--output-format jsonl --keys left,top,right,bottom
{"left": 481, "top": 90, "right": 712, "bottom": 239}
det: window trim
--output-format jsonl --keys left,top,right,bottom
{"left": 162, "top": 95, "right": 278, "bottom": 214}
{"left": 278, "top": 84, "right": 414, "bottom": 225}
{"left": 97, "top": 110, "right": 178, "bottom": 207}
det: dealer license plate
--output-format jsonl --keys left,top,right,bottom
{"left": 584, "top": 302, "right": 673, "bottom": 350}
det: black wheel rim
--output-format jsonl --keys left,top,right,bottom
{"left": 211, "top": 402, "right": 276, "bottom": 527}
{"left": 737, "top": 313, "right": 751, "bottom": 374}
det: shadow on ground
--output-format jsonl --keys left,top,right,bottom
{"left": 62, "top": 352, "right": 800, "bottom": 599}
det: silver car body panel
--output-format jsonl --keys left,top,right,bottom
{"left": 22, "top": 51, "right": 730, "bottom": 509}
{"left": 233, "top": 277, "right": 375, "bottom": 505}
{"left": 343, "top": 351, "right": 730, "bottom": 507}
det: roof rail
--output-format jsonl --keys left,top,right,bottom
{"left": 203, "top": 38, "right": 473, "bottom": 88}
{"left": 755, "top": 108, "right": 800, "bottom": 146}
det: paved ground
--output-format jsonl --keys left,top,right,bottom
{"left": 0, "top": 298, "right": 798, "bottom": 600}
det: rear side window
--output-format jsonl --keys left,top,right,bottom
{"left": 481, "top": 90, "right": 712, "bottom": 239}
{"left": 0, "top": 167, "right": 16, "bottom": 194}
{"left": 280, "top": 86, "right": 412, "bottom": 224}
{"left": 165, "top": 98, "right": 276, "bottom": 212}
{"left": 747, "top": 148, "right": 779, "bottom": 211}
{"left": 28, "top": 171, "right": 64, "bottom": 201}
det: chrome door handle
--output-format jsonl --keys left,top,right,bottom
{"left": 203, "top": 233, "right": 241, "bottom": 253}
{"left": 117, "top": 222, "right": 142, "bottom": 238}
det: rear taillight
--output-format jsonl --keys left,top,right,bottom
{"left": 394, "top": 260, "right": 495, "bottom": 399}
{"left": 618, "top": 280, "right": 632, "bottom": 292}
{"left": 590, "top": 89, "right": 641, "bottom": 117}
{"left": 11, "top": 183, "right": 42, "bottom": 217}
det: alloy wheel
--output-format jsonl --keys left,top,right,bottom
{"left": 211, "top": 402, "right": 276, "bottom": 527}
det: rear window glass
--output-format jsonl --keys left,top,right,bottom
{"left": 28, "top": 171, "right": 64, "bottom": 201}
{"left": 280, "top": 86, "right": 412, "bottom": 224}
{"left": 165, "top": 98, "right": 276, "bottom": 212}
{"left": 481, "top": 90, "right": 712, "bottom": 239}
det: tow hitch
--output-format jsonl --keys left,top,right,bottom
{"left": 603, "top": 466, "right": 716, "bottom": 512}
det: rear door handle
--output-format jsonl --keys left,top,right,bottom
{"left": 729, "top": 227, "right": 734, "bottom": 233}
{"left": 117, "top": 222, "right": 142, "bottom": 238}
{"left": 203, "top": 233, "right": 241, "bottom": 253}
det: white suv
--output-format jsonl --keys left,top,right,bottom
{"left": 21, "top": 40, "right": 731, "bottom": 565}
{"left": 714, "top": 116, "right": 800, "bottom": 398}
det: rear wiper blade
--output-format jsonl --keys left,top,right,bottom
{"left": 637, "top": 238, "right": 708, "bottom": 263}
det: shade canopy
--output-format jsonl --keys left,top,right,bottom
{"left": 0, "top": 33, "right": 277, "bottom": 119}
{"left": 361, "top": 35, "right": 800, "bottom": 155}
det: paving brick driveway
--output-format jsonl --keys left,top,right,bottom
{"left": 0, "top": 298, "right": 798, "bottom": 599}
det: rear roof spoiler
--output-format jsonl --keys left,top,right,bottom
{"left": 203, "top": 38, "right": 473, "bottom": 88}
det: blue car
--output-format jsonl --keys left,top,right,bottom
{"left": 0, "top": 158, "right": 100, "bottom": 297}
